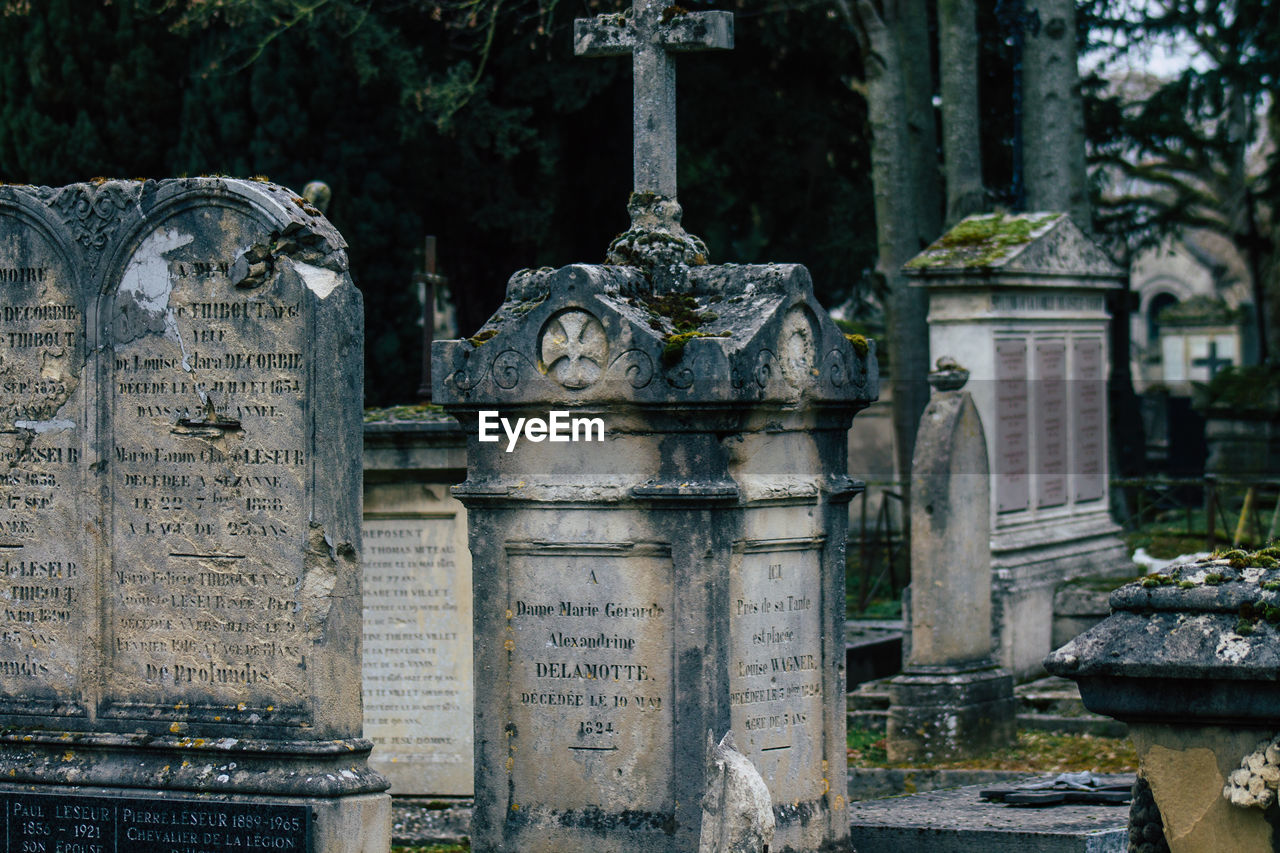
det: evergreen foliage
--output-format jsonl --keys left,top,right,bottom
{"left": 1079, "top": 0, "right": 1279, "bottom": 357}
{"left": 0, "top": 0, "right": 876, "bottom": 404}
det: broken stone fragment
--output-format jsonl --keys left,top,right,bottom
{"left": 699, "top": 730, "right": 775, "bottom": 853}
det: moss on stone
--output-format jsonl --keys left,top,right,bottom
{"left": 468, "top": 328, "right": 498, "bottom": 346}
{"left": 660, "top": 329, "right": 730, "bottom": 367}
{"left": 905, "top": 212, "right": 1060, "bottom": 270}
{"left": 363, "top": 403, "right": 449, "bottom": 423}
{"left": 845, "top": 333, "right": 870, "bottom": 357}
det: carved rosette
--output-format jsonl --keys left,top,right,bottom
{"left": 540, "top": 309, "right": 608, "bottom": 390}
{"left": 780, "top": 308, "right": 818, "bottom": 385}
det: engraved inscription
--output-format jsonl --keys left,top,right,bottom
{"left": 1035, "top": 340, "right": 1067, "bottom": 509}
{"left": 363, "top": 511, "right": 473, "bottom": 794}
{"left": 507, "top": 543, "right": 673, "bottom": 812}
{"left": 1073, "top": 338, "right": 1105, "bottom": 502}
{"left": 994, "top": 339, "right": 1029, "bottom": 513}
{"left": 2, "top": 792, "right": 310, "bottom": 853}
{"left": 730, "top": 540, "right": 825, "bottom": 800}
{"left": 990, "top": 293, "right": 1105, "bottom": 313}
{"left": 104, "top": 217, "right": 313, "bottom": 722}
{"left": 0, "top": 223, "right": 87, "bottom": 714}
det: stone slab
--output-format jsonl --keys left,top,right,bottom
{"left": 0, "top": 785, "right": 390, "bottom": 853}
{"left": 848, "top": 777, "right": 1130, "bottom": 853}
{"left": 845, "top": 620, "right": 902, "bottom": 690}
{"left": 847, "top": 769, "right": 1037, "bottom": 802}
{"left": 362, "top": 415, "right": 471, "bottom": 796}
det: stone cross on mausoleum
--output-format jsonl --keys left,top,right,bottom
{"left": 575, "top": 0, "right": 733, "bottom": 269}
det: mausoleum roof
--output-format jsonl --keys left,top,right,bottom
{"left": 905, "top": 212, "right": 1123, "bottom": 282}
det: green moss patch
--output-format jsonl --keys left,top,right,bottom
{"left": 363, "top": 403, "right": 449, "bottom": 423}
{"left": 905, "top": 212, "right": 1059, "bottom": 270}
{"left": 467, "top": 328, "right": 498, "bottom": 346}
{"left": 638, "top": 293, "right": 729, "bottom": 367}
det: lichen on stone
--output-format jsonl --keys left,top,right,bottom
{"left": 1224, "top": 736, "right": 1280, "bottom": 809}
{"left": 606, "top": 192, "right": 709, "bottom": 278}
{"left": 637, "top": 291, "right": 729, "bottom": 367}
{"left": 660, "top": 329, "right": 730, "bottom": 367}
{"left": 845, "top": 333, "right": 869, "bottom": 357}
{"left": 363, "top": 403, "right": 449, "bottom": 423}
{"left": 468, "top": 328, "right": 499, "bottom": 346}
{"left": 904, "top": 212, "right": 1061, "bottom": 270}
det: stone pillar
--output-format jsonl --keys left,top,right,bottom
{"left": 905, "top": 212, "right": 1130, "bottom": 679}
{"left": 1047, "top": 547, "right": 1280, "bottom": 851}
{"left": 887, "top": 359, "right": 1015, "bottom": 763}
{"left": 434, "top": 262, "right": 875, "bottom": 852}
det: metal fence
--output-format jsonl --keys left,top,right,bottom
{"left": 849, "top": 475, "right": 1280, "bottom": 615}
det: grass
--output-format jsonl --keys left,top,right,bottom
{"left": 847, "top": 727, "right": 1137, "bottom": 774}
{"left": 392, "top": 845, "right": 469, "bottom": 853}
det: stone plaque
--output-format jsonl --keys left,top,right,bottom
{"left": 506, "top": 542, "right": 674, "bottom": 814}
{"left": 730, "top": 538, "right": 825, "bottom": 801}
{"left": 0, "top": 216, "right": 88, "bottom": 720}
{"left": 362, "top": 492, "right": 472, "bottom": 795}
{"left": 2, "top": 791, "right": 310, "bottom": 852}
{"left": 994, "top": 339, "right": 1029, "bottom": 513}
{"left": 102, "top": 212, "right": 321, "bottom": 726}
{"left": 1035, "top": 340, "right": 1067, "bottom": 509}
{"left": 1073, "top": 338, "right": 1105, "bottom": 503}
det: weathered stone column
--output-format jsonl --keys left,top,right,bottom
{"left": 1047, "top": 548, "right": 1280, "bottom": 852}
{"left": 887, "top": 359, "right": 1015, "bottom": 762}
{"left": 434, "top": 262, "right": 875, "bottom": 852}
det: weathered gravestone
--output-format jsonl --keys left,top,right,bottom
{"left": 905, "top": 213, "right": 1130, "bottom": 679}
{"left": 433, "top": 2, "right": 876, "bottom": 850}
{"left": 362, "top": 408, "right": 473, "bottom": 795}
{"left": 0, "top": 178, "right": 388, "bottom": 852}
{"left": 887, "top": 358, "right": 1015, "bottom": 762}
{"left": 1047, "top": 547, "right": 1280, "bottom": 852}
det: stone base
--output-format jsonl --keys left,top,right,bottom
{"left": 0, "top": 732, "right": 390, "bottom": 852}
{"left": 1128, "top": 724, "right": 1277, "bottom": 853}
{"left": 993, "top": 514, "right": 1132, "bottom": 680}
{"left": 886, "top": 662, "right": 1015, "bottom": 763}
{"left": 848, "top": 776, "right": 1130, "bottom": 853}
{"left": 0, "top": 783, "right": 390, "bottom": 853}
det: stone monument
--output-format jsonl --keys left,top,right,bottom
{"left": 905, "top": 212, "right": 1130, "bottom": 679}
{"left": 362, "top": 406, "right": 473, "bottom": 795}
{"left": 1047, "top": 546, "right": 1280, "bottom": 851}
{"left": 433, "top": 3, "right": 877, "bottom": 849}
{"left": 0, "top": 177, "right": 388, "bottom": 852}
{"left": 887, "top": 358, "right": 1015, "bottom": 762}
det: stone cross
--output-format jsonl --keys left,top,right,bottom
{"left": 1192, "top": 339, "right": 1233, "bottom": 379}
{"left": 575, "top": 0, "right": 733, "bottom": 200}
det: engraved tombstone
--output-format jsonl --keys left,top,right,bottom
{"left": 0, "top": 178, "right": 388, "bottom": 852}
{"left": 433, "top": 2, "right": 877, "bottom": 848}
{"left": 361, "top": 409, "right": 473, "bottom": 795}
{"left": 436, "top": 262, "right": 874, "bottom": 853}
{"left": 905, "top": 212, "right": 1129, "bottom": 679}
